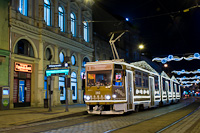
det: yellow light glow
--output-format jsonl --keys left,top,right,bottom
{"left": 139, "top": 44, "right": 144, "bottom": 50}
{"left": 164, "top": 64, "right": 168, "bottom": 68}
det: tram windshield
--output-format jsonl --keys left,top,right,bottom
{"left": 87, "top": 70, "right": 111, "bottom": 86}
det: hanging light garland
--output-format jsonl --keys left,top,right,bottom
{"left": 176, "top": 75, "right": 200, "bottom": 80}
{"left": 152, "top": 53, "right": 200, "bottom": 64}
{"left": 180, "top": 84, "right": 193, "bottom": 87}
{"left": 180, "top": 80, "right": 200, "bottom": 84}
{"left": 172, "top": 69, "right": 200, "bottom": 75}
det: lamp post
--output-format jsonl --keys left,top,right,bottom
{"left": 64, "top": 56, "right": 71, "bottom": 112}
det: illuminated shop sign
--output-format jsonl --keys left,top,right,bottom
{"left": 47, "top": 63, "right": 68, "bottom": 69}
{"left": 15, "top": 62, "right": 32, "bottom": 73}
{"left": 46, "top": 69, "right": 69, "bottom": 77}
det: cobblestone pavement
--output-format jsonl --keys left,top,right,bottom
{"left": 45, "top": 98, "right": 195, "bottom": 133}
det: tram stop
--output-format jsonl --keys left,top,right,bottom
{"left": 0, "top": 87, "right": 10, "bottom": 110}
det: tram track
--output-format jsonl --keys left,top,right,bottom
{"left": 110, "top": 98, "right": 200, "bottom": 133}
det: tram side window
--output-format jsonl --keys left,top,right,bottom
{"left": 113, "top": 70, "right": 123, "bottom": 86}
{"left": 143, "top": 73, "right": 148, "bottom": 88}
{"left": 176, "top": 84, "right": 179, "bottom": 92}
{"left": 168, "top": 80, "right": 171, "bottom": 92}
{"left": 135, "top": 71, "right": 142, "bottom": 87}
{"left": 154, "top": 76, "right": 159, "bottom": 91}
{"left": 173, "top": 83, "right": 176, "bottom": 92}
{"left": 162, "top": 78, "right": 166, "bottom": 91}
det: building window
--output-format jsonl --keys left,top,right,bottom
{"left": 82, "top": 57, "right": 89, "bottom": 67}
{"left": 45, "top": 48, "right": 52, "bottom": 60}
{"left": 71, "top": 72, "right": 77, "bottom": 101}
{"left": 59, "top": 76, "right": 66, "bottom": 101}
{"left": 59, "top": 52, "right": 64, "bottom": 63}
{"left": 84, "top": 21, "right": 89, "bottom": 42}
{"left": 19, "top": 0, "right": 28, "bottom": 16}
{"left": 58, "top": 6, "right": 64, "bottom": 32}
{"left": 44, "top": 0, "right": 51, "bottom": 26}
{"left": 14, "top": 39, "right": 34, "bottom": 57}
{"left": 71, "top": 55, "right": 76, "bottom": 66}
{"left": 70, "top": 13, "right": 76, "bottom": 37}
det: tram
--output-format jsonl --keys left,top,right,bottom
{"left": 84, "top": 60, "right": 181, "bottom": 115}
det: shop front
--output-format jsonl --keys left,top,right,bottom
{"left": 13, "top": 62, "right": 32, "bottom": 107}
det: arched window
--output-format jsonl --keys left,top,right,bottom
{"left": 71, "top": 55, "right": 76, "bottom": 66}
{"left": 70, "top": 13, "right": 76, "bottom": 37}
{"left": 44, "top": 0, "right": 51, "bottom": 26}
{"left": 59, "top": 51, "right": 64, "bottom": 63}
{"left": 19, "top": 0, "right": 28, "bottom": 16}
{"left": 82, "top": 57, "right": 89, "bottom": 67}
{"left": 84, "top": 21, "right": 89, "bottom": 42}
{"left": 14, "top": 39, "right": 34, "bottom": 57}
{"left": 58, "top": 6, "right": 64, "bottom": 32}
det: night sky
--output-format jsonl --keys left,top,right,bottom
{"left": 94, "top": 0, "right": 200, "bottom": 72}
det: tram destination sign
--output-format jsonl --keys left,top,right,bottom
{"left": 47, "top": 63, "right": 68, "bottom": 69}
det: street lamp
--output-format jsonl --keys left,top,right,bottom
{"left": 164, "top": 64, "right": 168, "bottom": 68}
{"left": 138, "top": 44, "right": 144, "bottom": 50}
{"left": 138, "top": 44, "right": 144, "bottom": 60}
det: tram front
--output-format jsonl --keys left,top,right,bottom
{"left": 85, "top": 62, "right": 126, "bottom": 114}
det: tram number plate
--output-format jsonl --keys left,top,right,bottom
{"left": 95, "top": 91, "right": 100, "bottom": 95}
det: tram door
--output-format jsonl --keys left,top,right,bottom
{"left": 126, "top": 70, "right": 133, "bottom": 110}
{"left": 149, "top": 77, "right": 155, "bottom": 106}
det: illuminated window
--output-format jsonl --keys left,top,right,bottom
{"left": 71, "top": 55, "right": 76, "bottom": 65}
{"left": 71, "top": 72, "right": 77, "bottom": 101}
{"left": 14, "top": 39, "right": 34, "bottom": 57}
{"left": 83, "top": 21, "right": 89, "bottom": 42}
{"left": 58, "top": 6, "right": 64, "bottom": 32}
{"left": 59, "top": 52, "right": 64, "bottom": 63}
{"left": 87, "top": 70, "right": 111, "bottom": 86}
{"left": 113, "top": 70, "right": 123, "bottom": 86}
{"left": 44, "top": 0, "right": 51, "bottom": 26}
{"left": 70, "top": 13, "right": 76, "bottom": 36}
{"left": 19, "top": 0, "right": 28, "bottom": 16}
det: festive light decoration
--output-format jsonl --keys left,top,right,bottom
{"left": 180, "top": 84, "right": 193, "bottom": 87}
{"left": 152, "top": 55, "right": 183, "bottom": 64}
{"left": 180, "top": 80, "right": 200, "bottom": 84}
{"left": 176, "top": 75, "right": 200, "bottom": 80}
{"left": 184, "top": 53, "right": 200, "bottom": 61}
{"left": 152, "top": 53, "right": 200, "bottom": 64}
{"left": 172, "top": 69, "right": 200, "bottom": 75}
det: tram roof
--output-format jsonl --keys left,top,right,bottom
{"left": 86, "top": 59, "right": 159, "bottom": 76}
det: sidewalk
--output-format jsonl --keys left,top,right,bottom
{"left": 0, "top": 104, "right": 87, "bottom": 129}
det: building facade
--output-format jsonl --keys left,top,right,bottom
{"left": 0, "top": 0, "right": 9, "bottom": 87}
{"left": 8, "top": 0, "right": 93, "bottom": 108}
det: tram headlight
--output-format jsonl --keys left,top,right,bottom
{"left": 84, "top": 95, "right": 87, "bottom": 99}
{"left": 86, "top": 96, "right": 90, "bottom": 100}
{"left": 112, "top": 94, "right": 117, "bottom": 98}
{"left": 105, "top": 95, "right": 111, "bottom": 100}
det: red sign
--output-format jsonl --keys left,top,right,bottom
{"left": 15, "top": 62, "right": 32, "bottom": 73}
